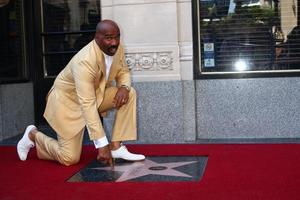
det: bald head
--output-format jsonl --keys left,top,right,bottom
{"left": 95, "top": 20, "right": 120, "bottom": 56}
{"left": 96, "top": 20, "right": 120, "bottom": 34}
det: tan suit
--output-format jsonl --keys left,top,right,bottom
{"left": 35, "top": 40, "right": 137, "bottom": 166}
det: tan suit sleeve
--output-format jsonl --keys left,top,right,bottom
{"left": 71, "top": 60, "right": 105, "bottom": 140}
{"left": 116, "top": 46, "right": 131, "bottom": 87}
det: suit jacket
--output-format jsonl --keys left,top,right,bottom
{"left": 44, "top": 40, "right": 131, "bottom": 140}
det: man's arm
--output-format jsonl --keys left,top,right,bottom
{"left": 71, "top": 60, "right": 105, "bottom": 140}
{"left": 71, "top": 60, "right": 113, "bottom": 166}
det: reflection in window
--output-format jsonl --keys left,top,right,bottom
{"left": 197, "top": 0, "right": 300, "bottom": 74}
{"left": 42, "top": 0, "right": 100, "bottom": 77}
{"left": 0, "top": 0, "right": 26, "bottom": 82}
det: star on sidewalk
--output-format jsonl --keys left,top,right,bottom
{"left": 91, "top": 159, "right": 198, "bottom": 182}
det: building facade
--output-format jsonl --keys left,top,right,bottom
{"left": 0, "top": 0, "right": 299, "bottom": 142}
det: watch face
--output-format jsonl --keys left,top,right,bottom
{"left": 121, "top": 85, "right": 130, "bottom": 91}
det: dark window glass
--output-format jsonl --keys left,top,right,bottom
{"left": 195, "top": 0, "right": 300, "bottom": 75}
{"left": 0, "top": 0, "right": 27, "bottom": 82}
{"left": 42, "top": 0, "right": 100, "bottom": 77}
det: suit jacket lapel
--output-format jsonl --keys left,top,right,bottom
{"left": 99, "top": 53, "right": 106, "bottom": 80}
{"left": 92, "top": 40, "right": 106, "bottom": 84}
{"left": 107, "top": 47, "right": 122, "bottom": 81}
{"left": 92, "top": 40, "right": 107, "bottom": 107}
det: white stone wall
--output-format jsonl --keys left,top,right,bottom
{"left": 101, "top": 0, "right": 193, "bottom": 81}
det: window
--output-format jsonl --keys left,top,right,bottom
{"left": 193, "top": 0, "right": 300, "bottom": 77}
{"left": 41, "top": 0, "right": 100, "bottom": 77}
{"left": 0, "top": 0, "right": 27, "bottom": 83}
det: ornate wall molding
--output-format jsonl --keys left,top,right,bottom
{"left": 125, "top": 52, "right": 174, "bottom": 72}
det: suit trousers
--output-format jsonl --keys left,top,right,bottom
{"left": 35, "top": 87, "right": 137, "bottom": 166}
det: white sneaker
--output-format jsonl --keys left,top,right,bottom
{"left": 111, "top": 145, "right": 145, "bottom": 161}
{"left": 17, "top": 125, "right": 36, "bottom": 161}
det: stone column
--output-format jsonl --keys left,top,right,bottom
{"left": 177, "top": 0, "right": 193, "bottom": 81}
{"left": 177, "top": 0, "right": 196, "bottom": 141}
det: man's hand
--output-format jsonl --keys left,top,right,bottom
{"left": 97, "top": 145, "right": 114, "bottom": 168}
{"left": 113, "top": 87, "right": 129, "bottom": 109}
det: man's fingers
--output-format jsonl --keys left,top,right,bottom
{"left": 99, "top": 158, "right": 114, "bottom": 170}
{"left": 115, "top": 97, "right": 126, "bottom": 109}
{"left": 97, "top": 146, "right": 113, "bottom": 167}
{"left": 109, "top": 158, "right": 115, "bottom": 170}
{"left": 102, "top": 160, "right": 108, "bottom": 165}
{"left": 99, "top": 157, "right": 110, "bottom": 166}
{"left": 113, "top": 88, "right": 129, "bottom": 109}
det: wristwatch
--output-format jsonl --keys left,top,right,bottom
{"left": 120, "top": 85, "right": 131, "bottom": 92}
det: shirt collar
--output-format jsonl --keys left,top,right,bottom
{"left": 103, "top": 52, "right": 113, "bottom": 60}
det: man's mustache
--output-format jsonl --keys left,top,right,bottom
{"left": 108, "top": 46, "right": 118, "bottom": 50}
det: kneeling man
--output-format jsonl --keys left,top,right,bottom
{"left": 17, "top": 20, "right": 145, "bottom": 166}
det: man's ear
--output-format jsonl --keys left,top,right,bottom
{"left": 94, "top": 33, "right": 98, "bottom": 41}
{"left": 94, "top": 32, "right": 101, "bottom": 42}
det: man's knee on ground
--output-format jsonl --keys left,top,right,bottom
{"left": 59, "top": 153, "right": 80, "bottom": 166}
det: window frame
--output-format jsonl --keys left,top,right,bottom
{"left": 41, "top": 30, "right": 96, "bottom": 78}
{"left": 40, "top": 1, "right": 98, "bottom": 79}
{"left": 0, "top": 0, "right": 29, "bottom": 84}
{"left": 192, "top": 0, "right": 300, "bottom": 79}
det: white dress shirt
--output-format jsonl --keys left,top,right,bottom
{"left": 93, "top": 53, "right": 113, "bottom": 149}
